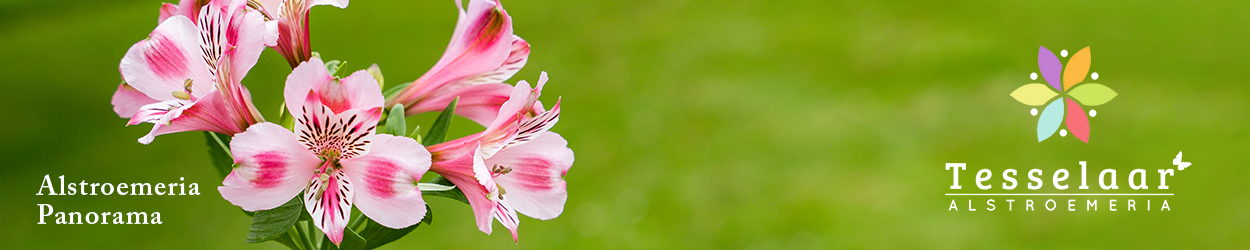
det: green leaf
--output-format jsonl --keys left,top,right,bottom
{"left": 429, "top": 175, "right": 453, "bottom": 186}
{"left": 381, "top": 81, "right": 413, "bottom": 103}
{"left": 382, "top": 104, "right": 406, "bottom": 136}
{"left": 271, "top": 227, "right": 301, "bottom": 250}
{"left": 348, "top": 208, "right": 366, "bottom": 232}
{"left": 297, "top": 222, "right": 316, "bottom": 249}
{"left": 1068, "top": 83, "right": 1118, "bottom": 106}
{"left": 334, "top": 61, "right": 350, "bottom": 79}
{"left": 299, "top": 208, "right": 313, "bottom": 222}
{"left": 365, "top": 63, "right": 384, "bottom": 88}
{"left": 422, "top": 187, "right": 470, "bottom": 205}
{"left": 357, "top": 206, "right": 431, "bottom": 249}
{"left": 204, "top": 132, "right": 233, "bottom": 179}
{"left": 420, "top": 176, "right": 470, "bottom": 205}
{"left": 422, "top": 206, "right": 433, "bottom": 225}
{"left": 423, "top": 97, "right": 458, "bottom": 145}
{"left": 246, "top": 196, "right": 304, "bottom": 243}
{"left": 325, "top": 60, "right": 343, "bottom": 77}
{"left": 409, "top": 125, "right": 422, "bottom": 142}
{"left": 279, "top": 102, "right": 295, "bottom": 130}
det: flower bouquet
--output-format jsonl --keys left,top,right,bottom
{"left": 109, "top": 0, "right": 574, "bottom": 248}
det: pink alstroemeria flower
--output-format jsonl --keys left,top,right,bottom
{"left": 219, "top": 58, "right": 431, "bottom": 247}
{"left": 113, "top": 0, "right": 275, "bottom": 144}
{"left": 427, "top": 72, "right": 572, "bottom": 241}
{"left": 388, "top": 0, "right": 534, "bottom": 126}
{"left": 250, "top": 0, "right": 349, "bottom": 67}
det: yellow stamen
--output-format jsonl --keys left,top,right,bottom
{"left": 171, "top": 91, "right": 191, "bottom": 100}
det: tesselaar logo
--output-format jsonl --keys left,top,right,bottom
{"left": 1010, "top": 46, "right": 1118, "bottom": 143}
{"left": 943, "top": 47, "right": 1190, "bottom": 212}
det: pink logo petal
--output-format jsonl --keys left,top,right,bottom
{"left": 1063, "top": 98, "right": 1090, "bottom": 143}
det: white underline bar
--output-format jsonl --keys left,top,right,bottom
{"left": 945, "top": 193, "right": 1173, "bottom": 196}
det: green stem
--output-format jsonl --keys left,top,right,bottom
{"left": 285, "top": 227, "right": 307, "bottom": 250}
{"left": 348, "top": 212, "right": 366, "bottom": 232}
{"left": 299, "top": 222, "right": 316, "bottom": 250}
{"left": 209, "top": 132, "right": 232, "bottom": 158}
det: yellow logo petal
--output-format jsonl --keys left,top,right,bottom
{"left": 1010, "top": 83, "right": 1058, "bottom": 106}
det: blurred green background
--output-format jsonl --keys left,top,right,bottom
{"left": 3, "top": 0, "right": 1250, "bottom": 249}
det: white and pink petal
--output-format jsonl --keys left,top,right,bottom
{"left": 112, "top": 83, "right": 160, "bottom": 119}
{"left": 491, "top": 132, "right": 572, "bottom": 220}
{"left": 428, "top": 148, "right": 497, "bottom": 235}
{"left": 220, "top": 122, "right": 322, "bottom": 211}
{"left": 294, "top": 102, "right": 381, "bottom": 159}
{"left": 285, "top": 58, "right": 384, "bottom": 116}
{"left": 195, "top": 0, "right": 273, "bottom": 85}
{"left": 454, "top": 36, "right": 530, "bottom": 87}
{"left": 420, "top": 0, "right": 515, "bottom": 90}
{"left": 492, "top": 198, "right": 520, "bottom": 241}
{"left": 388, "top": 0, "right": 517, "bottom": 107}
{"left": 478, "top": 73, "right": 553, "bottom": 157}
{"left": 128, "top": 99, "right": 191, "bottom": 144}
{"left": 305, "top": 168, "right": 354, "bottom": 246}
{"left": 285, "top": 57, "right": 336, "bottom": 115}
{"left": 158, "top": 0, "right": 204, "bottom": 23}
{"left": 253, "top": 0, "right": 284, "bottom": 17}
{"left": 408, "top": 83, "right": 513, "bottom": 126}
{"left": 340, "top": 135, "right": 430, "bottom": 229}
{"left": 119, "top": 16, "right": 214, "bottom": 102}
{"left": 486, "top": 75, "right": 539, "bottom": 131}
{"left": 507, "top": 99, "right": 559, "bottom": 149}
{"left": 129, "top": 90, "right": 252, "bottom": 144}
{"left": 334, "top": 70, "right": 386, "bottom": 113}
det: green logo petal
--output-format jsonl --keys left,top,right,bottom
{"left": 1068, "top": 83, "right": 1118, "bottom": 106}
{"left": 1010, "top": 83, "right": 1058, "bottom": 106}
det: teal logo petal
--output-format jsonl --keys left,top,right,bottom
{"left": 1036, "top": 98, "right": 1065, "bottom": 142}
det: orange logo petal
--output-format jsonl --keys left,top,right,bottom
{"left": 1062, "top": 47, "right": 1091, "bottom": 90}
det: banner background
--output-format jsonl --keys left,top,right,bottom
{"left": 3, "top": 0, "right": 1248, "bottom": 249}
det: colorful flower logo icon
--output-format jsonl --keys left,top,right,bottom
{"left": 1010, "top": 46, "right": 1118, "bottom": 143}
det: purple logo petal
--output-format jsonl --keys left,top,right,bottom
{"left": 1038, "top": 46, "right": 1062, "bottom": 91}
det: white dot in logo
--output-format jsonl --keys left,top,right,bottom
{"left": 1060, "top": 129, "right": 1068, "bottom": 137}
{"left": 1089, "top": 110, "right": 1097, "bottom": 117}
{"left": 1030, "top": 108, "right": 1038, "bottom": 116}
{"left": 1061, "top": 50, "right": 1069, "bottom": 57}
{"left": 1091, "top": 72, "right": 1099, "bottom": 80}
{"left": 1030, "top": 72, "right": 1038, "bottom": 80}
